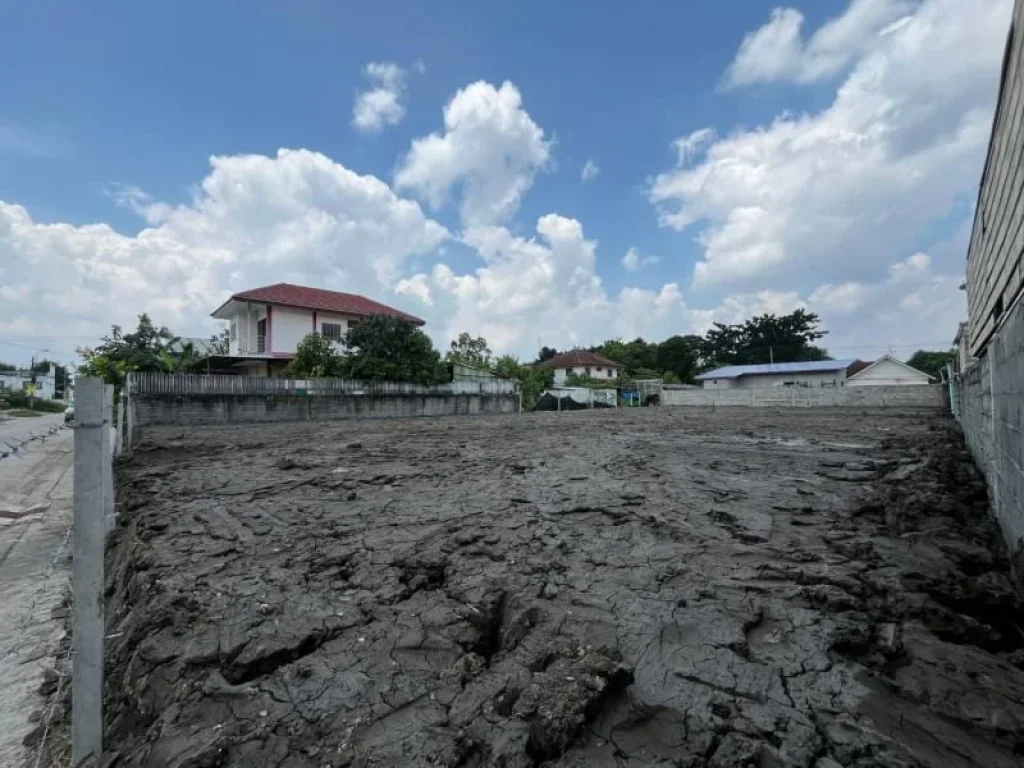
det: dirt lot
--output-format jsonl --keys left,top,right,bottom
{"left": 101, "top": 408, "right": 1024, "bottom": 767}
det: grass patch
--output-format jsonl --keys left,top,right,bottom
{"left": 5, "top": 409, "right": 43, "bottom": 417}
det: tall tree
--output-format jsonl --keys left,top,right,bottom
{"left": 344, "top": 315, "right": 445, "bottom": 385}
{"left": 655, "top": 335, "right": 703, "bottom": 383}
{"left": 77, "top": 314, "right": 176, "bottom": 388}
{"left": 447, "top": 333, "right": 492, "bottom": 367}
{"left": 594, "top": 338, "right": 658, "bottom": 373}
{"left": 535, "top": 346, "right": 559, "bottom": 364}
{"left": 906, "top": 349, "right": 955, "bottom": 380}
{"left": 701, "top": 310, "right": 828, "bottom": 368}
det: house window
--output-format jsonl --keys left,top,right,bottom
{"left": 596, "top": 367, "right": 602, "bottom": 372}
{"left": 585, "top": 367, "right": 591, "bottom": 377}
{"left": 322, "top": 322, "right": 344, "bottom": 341}
{"left": 348, "top": 318, "right": 362, "bottom": 328}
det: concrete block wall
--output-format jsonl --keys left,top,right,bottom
{"left": 662, "top": 384, "right": 946, "bottom": 409}
{"left": 958, "top": 294, "right": 1024, "bottom": 553}
{"left": 129, "top": 392, "right": 518, "bottom": 441}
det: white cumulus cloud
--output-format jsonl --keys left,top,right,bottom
{"left": 621, "top": 247, "right": 659, "bottom": 272}
{"left": 0, "top": 149, "right": 447, "bottom": 359}
{"left": 651, "top": 0, "right": 1011, "bottom": 293}
{"left": 395, "top": 81, "right": 551, "bottom": 227}
{"left": 723, "top": 0, "right": 915, "bottom": 87}
{"left": 352, "top": 62, "right": 408, "bottom": 133}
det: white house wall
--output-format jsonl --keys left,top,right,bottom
{"left": 227, "top": 303, "right": 266, "bottom": 356}
{"left": 553, "top": 365, "right": 621, "bottom": 385}
{"left": 847, "top": 358, "right": 930, "bottom": 386}
{"left": 271, "top": 307, "right": 312, "bottom": 355}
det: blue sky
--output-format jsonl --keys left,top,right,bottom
{"left": 0, "top": 0, "right": 1013, "bottom": 365}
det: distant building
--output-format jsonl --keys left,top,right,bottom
{"left": 696, "top": 360, "right": 856, "bottom": 390}
{"left": 846, "top": 355, "right": 932, "bottom": 387}
{"left": 0, "top": 364, "right": 59, "bottom": 400}
{"left": 209, "top": 283, "right": 424, "bottom": 376}
{"left": 542, "top": 350, "right": 625, "bottom": 385}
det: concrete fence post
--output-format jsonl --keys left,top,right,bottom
{"left": 104, "top": 384, "right": 115, "bottom": 534}
{"left": 124, "top": 380, "right": 135, "bottom": 456}
{"left": 72, "top": 377, "right": 107, "bottom": 766}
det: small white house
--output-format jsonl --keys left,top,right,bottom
{"left": 846, "top": 355, "right": 933, "bottom": 386}
{"left": 210, "top": 283, "right": 425, "bottom": 376}
{"left": 543, "top": 350, "right": 625, "bottom": 385}
{"left": 696, "top": 360, "right": 856, "bottom": 390}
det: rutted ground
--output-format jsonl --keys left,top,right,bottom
{"left": 101, "top": 409, "right": 1024, "bottom": 767}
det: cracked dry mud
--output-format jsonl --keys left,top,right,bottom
{"left": 101, "top": 408, "right": 1024, "bottom": 767}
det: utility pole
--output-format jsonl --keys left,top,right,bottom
{"left": 769, "top": 347, "right": 774, "bottom": 365}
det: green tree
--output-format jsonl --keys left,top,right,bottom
{"left": 519, "top": 365, "right": 554, "bottom": 408}
{"left": 535, "top": 346, "right": 559, "bottom": 364}
{"left": 344, "top": 315, "right": 445, "bottom": 385}
{"left": 0, "top": 362, "right": 16, "bottom": 372}
{"left": 655, "top": 335, "right": 702, "bottom": 383}
{"left": 492, "top": 354, "right": 522, "bottom": 379}
{"left": 700, "top": 310, "right": 828, "bottom": 369}
{"left": 283, "top": 333, "right": 344, "bottom": 377}
{"left": 447, "top": 333, "right": 492, "bottom": 367}
{"left": 77, "top": 314, "right": 176, "bottom": 388}
{"left": 906, "top": 349, "right": 955, "bottom": 380}
{"left": 593, "top": 337, "right": 658, "bottom": 373}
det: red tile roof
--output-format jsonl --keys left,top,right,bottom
{"left": 216, "top": 283, "right": 425, "bottom": 325}
{"left": 542, "top": 349, "right": 624, "bottom": 369}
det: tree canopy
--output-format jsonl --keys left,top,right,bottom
{"left": 906, "top": 349, "right": 955, "bottom": 380}
{"left": 77, "top": 314, "right": 178, "bottom": 388}
{"left": 700, "top": 310, "right": 828, "bottom": 369}
{"left": 284, "top": 333, "right": 344, "bottom": 378}
{"left": 447, "top": 333, "right": 492, "bottom": 367}
{"left": 344, "top": 316, "right": 446, "bottom": 385}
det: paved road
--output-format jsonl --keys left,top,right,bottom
{"left": 0, "top": 414, "right": 73, "bottom": 766}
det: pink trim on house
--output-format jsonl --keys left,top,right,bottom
{"left": 266, "top": 305, "right": 272, "bottom": 354}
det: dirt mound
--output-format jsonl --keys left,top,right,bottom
{"left": 98, "top": 409, "right": 1024, "bottom": 766}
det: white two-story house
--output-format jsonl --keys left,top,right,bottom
{"left": 210, "top": 283, "right": 425, "bottom": 376}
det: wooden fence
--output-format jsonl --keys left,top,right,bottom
{"left": 127, "top": 372, "right": 518, "bottom": 397}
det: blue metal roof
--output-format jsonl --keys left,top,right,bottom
{"left": 696, "top": 359, "right": 856, "bottom": 380}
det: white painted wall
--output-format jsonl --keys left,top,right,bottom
{"left": 270, "top": 306, "right": 312, "bottom": 354}
{"left": 553, "top": 365, "right": 621, "bottom": 385}
{"left": 702, "top": 371, "right": 847, "bottom": 390}
{"left": 223, "top": 305, "right": 368, "bottom": 356}
{"left": 227, "top": 303, "right": 266, "bottom": 356}
{"left": 847, "top": 358, "right": 930, "bottom": 386}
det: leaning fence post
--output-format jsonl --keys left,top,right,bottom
{"left": 72, "top": 377, "right": 106, "bottom": 766}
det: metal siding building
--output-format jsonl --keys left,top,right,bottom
{"left": 696, "top": 360, "right": 856, "bottom": 390}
